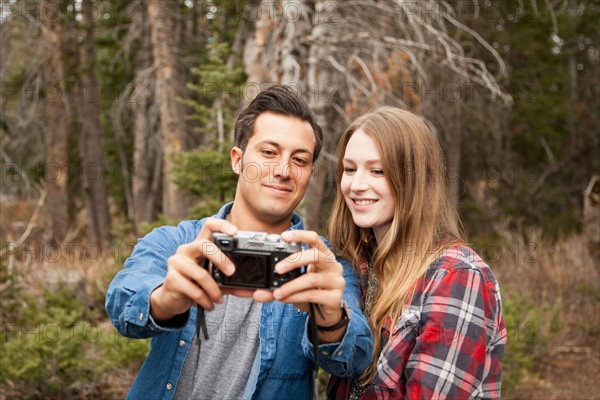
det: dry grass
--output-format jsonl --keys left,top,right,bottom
{"left": 1, "top": 199, "right": 142, "bottom": 399}
{"left": 1, "top": 197, "right": 131, "bottom": 315}
{"left": 493, "top": 227, "right": 599, "bottom": 339}
{"left": 490, "top": 226, "right": 600, "bottom": 399}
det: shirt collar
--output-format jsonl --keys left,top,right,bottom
{"left": 214, "top": 202, "right": 304, "bottom": 231}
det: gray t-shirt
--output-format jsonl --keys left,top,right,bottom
{"left": 173, "top": 295, "right": 261, "bottom": 400}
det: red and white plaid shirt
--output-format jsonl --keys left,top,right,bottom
{"left": 328, "top": 244, "right": 507, "bottom": 399}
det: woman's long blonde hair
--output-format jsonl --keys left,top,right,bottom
{"left": 328, "top": 107, "right": 464, "bottom": 382}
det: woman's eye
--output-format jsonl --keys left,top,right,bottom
{"left": 343, "top": 167, "right": 355, "bottom": 174}
{"left": 372, "top": 169, "right": 384, "bottom": 176}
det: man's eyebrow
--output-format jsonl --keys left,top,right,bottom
{"left": 257, "top": 140, "right": 313, "bottom": 155}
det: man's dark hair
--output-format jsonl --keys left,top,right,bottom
{"left": 234, "top": 85, "right": 323, "bottom": 161}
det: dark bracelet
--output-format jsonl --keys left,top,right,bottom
{"left": 316, "top": 300, "right": 350, "bottom": 332}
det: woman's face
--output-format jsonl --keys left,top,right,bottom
{"left": 341, "top": 129, "right": 395, "bottom": 241}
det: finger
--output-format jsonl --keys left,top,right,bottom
{"left": 179, "top": 238, "right": 236, "bottom": 276}
{"left": 169, "top": 268, "right": 219, "bottom": 311}
{"left": 276, "top": 250, "right": 342, "bottom": 275}
{"left": 275, "top": 248, "right": 319, "bottom": 274}
{"left": 169, "top": 253, "right": 224, "bottom": 304}
{"left": 281, "top": 230, "right": 323, "bottom": 248}
{"left": 177, "top": 239, "right": 231, "bottom": 267}
{"left": 281, "top": 230, "right": 337, "bottom": 265}
{"left": 253, "top": 289, "right": 276, "bottom": 303}
{"left": 280, "top": 229, "right": 320, "bottom": 244}
{"left": 222, "top": 288, "right": 256, "bottom": 298}
{"left": 273, "top": 288, "right": 343, "bottom": 308}
{"left": 197, "top": 217, "right": 238, "bottom": 241}
{"left": 273, "top": 273, "right": 345, "bottom": 300}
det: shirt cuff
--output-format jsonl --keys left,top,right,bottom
{"left": 127, "top": 279, "right": 190, "bottom": 333}
{"left": 302, "top": 315, "right": 356, "bottom": 361}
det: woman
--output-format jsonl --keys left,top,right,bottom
{"left": 327, "top": 107, "right": 506, "bottom": 399}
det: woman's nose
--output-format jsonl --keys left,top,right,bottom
{"left": 350, "top": 170, "right": 368, "bottom": 192}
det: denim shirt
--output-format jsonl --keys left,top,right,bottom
{"left": 106, "top": 203, "right": 374, "bottom": 400}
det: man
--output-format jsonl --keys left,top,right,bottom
{"left": 106, "top": 85, "right": 373, "bottom": 400}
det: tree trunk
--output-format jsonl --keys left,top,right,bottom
{"left": 132, "top": 3, "right": 160, "bottom": 232}
{"left": 567, "top": 0, "right": 578, "bottom": 154}
{"left": 147, "top": 0, "right": 191, "bottom": 220}
{"left": 42, "top": 0, "right": 69, "bottom": 244}
{"left": 243, "top": 0, "right": 273, "bottom": 97}
{"left": 240, "top": 0, "right": 510, "bottom": 229}
{"left": 446, "top": 101, "right": 463, "bottom": 200}
{"left": 304, "top": 1, "right": 341, "bottom": 231}
{"left": 77, "top": 0, "right": 111, "bottom": 247}
{"left": 244, "top": 0, "right": 326, "bottom": 228}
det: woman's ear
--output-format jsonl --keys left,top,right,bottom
{"left": 231, "top": 147, "right": 243, "bottom": 175}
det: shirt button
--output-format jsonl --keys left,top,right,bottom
{"left": 337, "top": 350, "right": 344, "bottom": 356}
{"left": 139, "top": 312, "right": 144, "bottom": 321}
{"left": 321, "top": 350, "right": 330, "bottom": 355}
{"left": 179, "top": 340, "right": 186, "bottom": 347}
{"left": 166, "top": 383, "right": 173, "bottom": 390}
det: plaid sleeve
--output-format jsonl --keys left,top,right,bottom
{"left": 368, "top": 248, "right": 505, "bottom": 400}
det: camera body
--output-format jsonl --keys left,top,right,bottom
{"left": 203, "top": 231, "right": 304, "bottom": 290}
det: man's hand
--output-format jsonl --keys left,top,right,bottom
{"left": 253, "top": 230, "right": 347, "bottom": 342}
{"left": 150, "top": 218, "right": 254, "bottom": 323}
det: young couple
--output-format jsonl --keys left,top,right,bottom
{"left": 106, "top": 85, "right": 506, "bottom": 400}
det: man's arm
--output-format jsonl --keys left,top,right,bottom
{"left": 255, "top": 230, "right": 373, "bottom": 377}
{"left": 105, "top": 223, "right": 191, "bottom": 339}
{"left": 106, "top": 218, "right": 246, "bottom": 338}
{"left": 301, "top": 254, "right": 374, "bottom": 377}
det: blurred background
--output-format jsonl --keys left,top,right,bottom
{"left": 0, "top": 0, "right": 598, "bottom": 398}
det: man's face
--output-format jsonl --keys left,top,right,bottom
{"left": 231, "top": 112, "right": 316, "bottom": 224}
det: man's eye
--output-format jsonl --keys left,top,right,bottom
{"left": 293, "top": 157, "right": 309, "bottom": 166}
{"left": 262, "top": 150, "right": 276, "bottom": 157}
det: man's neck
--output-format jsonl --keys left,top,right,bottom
{"left": 227, "top": 203, "right": 293, "bottom": 234}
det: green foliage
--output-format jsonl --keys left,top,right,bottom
{"left": 457, "top": 1, "right": 600, "bottom": 239}
{"left": 97, "top": 326, "right": 151, "bottom": 374}
{"left": 1, "top": 285, "right": 90, "bottom": 396}
{"left": 171, "top": 142, "right": 238, "bottom": 217}
{"left": 171, "top": 24, "right": 247, "bottom": 221}
{"left": 183, "top": 37, "right": 246, "bottom": 142}
{"left": 0, "top": 246, "right": 21, "bottom": 325}
{"left": 76, "top": 0, "right": 140, "bottom": 219}
{"left": 501, "top": 291, "right": 563, "bottom": 394}
{"left": 0, "top": 278, "right": 149, "bottom": 399}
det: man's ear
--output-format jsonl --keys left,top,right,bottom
{"left": 231, "top": 147, "right": 243, "bottom": 175}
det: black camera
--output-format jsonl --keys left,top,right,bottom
{"left": 203, "top": 231, "right": 305, "bottom": 289}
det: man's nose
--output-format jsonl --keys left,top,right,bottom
{"left": 272, "top": 161, "right": 292, "bottom": 180}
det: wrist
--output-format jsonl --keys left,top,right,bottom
{"left": 316, "top": 300, "right": 349, "bottom": 332}
{"left": 150, "top": 286, "right": 177, "bottom": 323}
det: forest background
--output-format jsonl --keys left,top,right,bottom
{"left": 0, "top": 0, "right": 599, "bottom": 399}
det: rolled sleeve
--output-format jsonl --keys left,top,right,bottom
{"left": 105, "top": 222, "right": 198, "bottom": 338}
